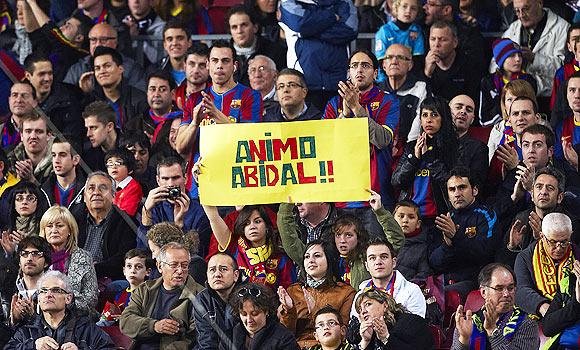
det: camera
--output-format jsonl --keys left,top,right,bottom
{"left": 167, "top": 186, "right": 181, "bottom": 200}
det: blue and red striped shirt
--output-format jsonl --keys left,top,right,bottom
{"left": 323, "top": 86, "right": 400, "bottom": 209}
{"left": 555, "top": 116, "right": 580, "bottom": 160}
{"left": 181, "top": 83, "right": 263, "bottom": 199}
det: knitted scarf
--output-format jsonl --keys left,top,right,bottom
{"left": 492, "top": 70, "right": 531, "bottom": 94}
{"left": 148, "top": 109, "right": 183, "bottom": 144}
{"left": 470, "top": 306, "right": 527, "bottom": 350}
{"left": 15, "top": 216, "right": 38, "bottom": 237}
{"left": 51, "top": 249, "right": 71, "bottom": 274}
{"left": 532, "top": 241, "right": 574, "bottom": 301}
{"left": 363, "top": 274, "right": 396, "bottom": 295}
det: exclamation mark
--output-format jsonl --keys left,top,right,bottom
{"left": 319, "top": 161, "right": 327, "bottom": 183}
{"left": 327, "top": 161, "right": 334, "bottom": 183}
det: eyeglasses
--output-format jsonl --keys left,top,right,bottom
{"left": 513, "top": 6, "right": 530, "bottom": 16}
{"left": 484, "top": 284, "right": 515, "bottom": 293}
{"left": 349, "top": 62, "right": 373, "bottom": 70}
{"left": 38, "top": 287, "right": 69, "bottom": 295}
{"left": 89, "top": 37, "right": 117, "bottom": 44}
{"left": 15, "top": 195, "right": 37, "bottom": 203}
{"left": 248, "top": 66, "right": 270, "bottom": 75}
{"left": 19, "top": 250, "right": 44, "bottom": 258}
{"left": 105, "top": 160, "right": 125, "bottom": 168}
{"left": 160, "top": 261, "right": 190, "bottom": 270}
{"left": 544, "top": 238, "right": 571, "bottom": 249}
{"left": 237, "top": 286, "right": 262, "bottom": 298}
{"left": 384, "top": 55, "right": 411, "bottom": 62}
{"left": 315, "top": 320, "right": 340, "bottom": 330}
{"left": 276, "top": 82, "right": 304, "bottom": 91}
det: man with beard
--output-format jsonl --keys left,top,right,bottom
{"left": 450, "top": 94, "right": 489, "bottom": 186}
{"left": 193, "top": 253, "right": 240, "bottom": 349}
{"left": 452, "top": 263, "right": 539, "bottom": 349}
{"left": 323, "top": 49, "right": 399, "bottom": 228}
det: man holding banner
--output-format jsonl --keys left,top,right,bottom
{"left": 175, "top": 40, "right": 263, "bottom": 199}
{"left": 323, "top": 48, "right": 400, "bottom": 235}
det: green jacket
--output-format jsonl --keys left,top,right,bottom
{"left": 278, "top": 204, "right": 404, "bottom": 291}
{"left": 119, "top": 276, "right": 204, "bottom": 350}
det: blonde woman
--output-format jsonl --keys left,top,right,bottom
{"left": 39, "top": 206, "right": 98, "bottom": 313}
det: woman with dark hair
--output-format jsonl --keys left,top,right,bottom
{"left": 2, "top": 182, "right": 49, "bottom": 253}
{"left": 230, "top": 283, "right": 300, "bottom": 350}
{"left": 203, "top": 204, "right": 295, "bottom": 289}
{"left": 278, "top": 240, "right": 356, "bottom": 348}
{"left": 347, "top": 289, "right": 433, "bottom": 349}
{"left": 392, "top": 96, "right": 458, "bottom": 220}
{"left": 244, "top": 0, "right": 281, "bottom": 43}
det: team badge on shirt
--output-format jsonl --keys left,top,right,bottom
{"left": 230, "top": 99, "right": 241, "bottom": 109}
{"left": 371, "top": 102, "right": 380, "bottom": 111}
{"left": 410, "top": 31, "right": 418, "bottom": 41}
{"left": 466, "top": 226, "right": 477, "bottom": 238}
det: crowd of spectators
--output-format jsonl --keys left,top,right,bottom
{"left": 0, "top": 0, "right": 579, "bottom": 349}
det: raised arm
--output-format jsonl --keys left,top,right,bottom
{"left": 202, "top": 205, "right": 233, "bottom": 251}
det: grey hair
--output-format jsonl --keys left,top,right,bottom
{"left": 37, "top": 270, "right": 73, "bottom": 294}
{"left": 542, "top": 212, "right": 573, "bottom": 237}
{"left": 248, "top": 55, "right": 277, "bottom": 72}
{"left": 158, "top": 242, "right": 190, "bottom": 263}
{"left": 85, "top": 171, "right": 116, "bottom": 196}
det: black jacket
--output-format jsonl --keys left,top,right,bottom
{"left": 71, "top": 203, "right": 136, "bottom": 280}
{"left": 233, "top": 36, "right": 287, "bottom": 87}
{"left": 5, "top": 312, "right": 114, "bottom": 350}
{"left": 457, "top": 134, "right": 489, "bottom": 187}
{"left": 542, "top": 273, "right": 580, "bottom": 350}
{"left": 193, "top": 286, "right": 238, "bottom": 350}
{"left": 230, "top": 317, "right": 300, "bottom": 350}
{"left": 347, "top": 312, "right": 434, "bottom": 350}
{"left": 40, "top": 82, "right": 84, "bottom": 138}
{"left": 425, "top": 52, "right": 480, "bottom": 104}
{"left": 86, "top": 79, "right": 148, "bottom": 132}
{"left": 263, "top": 103, "right": 322, "bottom": 122}
{"left": 40, "top": 172, "right": 85, "bottom": 208}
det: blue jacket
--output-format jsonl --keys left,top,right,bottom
{"left": 429, "top": 201, "right": 498, "bottom": 283}
{"left": 279, "top": 0, "right": 358, "bottom": 91}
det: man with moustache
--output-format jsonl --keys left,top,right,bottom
{"left": 193, "top": 253, "right": 240, "bottom": 349}
{"left": 452, "top": 263, "right": 539, "bottom": 349}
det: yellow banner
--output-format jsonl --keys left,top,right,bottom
{"left": 198, "top": 119, "right": 371, "bottom": 205}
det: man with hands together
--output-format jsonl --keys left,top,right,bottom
{"left": 452, "top": 263, "right": 539, "bottom": 350}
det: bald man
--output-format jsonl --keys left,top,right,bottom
{"left": 64, "top": 23, "right": 146, "bottom": 91}
{"left": 381, "top": 44, "right": 427, "bottom": 144}
{"left": 451, "top": 94, "right": 489, "bottom": 186}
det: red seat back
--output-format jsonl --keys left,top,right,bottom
{"left": 444, "top": 290, "right": 461, "bottom": 328}
{"left": 467, "top": 126, "right": 493, "bottom": 144}
{"left": 465, "top": 290, "right": 485, "bottom": 312}
{"left": 101, "top": 326, "right": 133, "bottom": 350}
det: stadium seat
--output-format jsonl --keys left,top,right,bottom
{"left": 464, "top": 290, "right": 485, "bottom": 312}
{"left": 444, "top": 290, "right": 461, "bottom": 328}
{"left": 101, "top": 326, "right": 133, "bottom": 350}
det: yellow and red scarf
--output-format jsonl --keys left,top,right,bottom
{"left": 532, "top": 241, "right": 574, "bottom": 300}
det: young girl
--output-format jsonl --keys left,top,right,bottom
{"left": 374, "top": 0, "right": 424, "bottom": 82}
{"left": 480, "top": 38, "right": 537, "bottom": 126}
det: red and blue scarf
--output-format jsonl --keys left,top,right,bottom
{"left": 149, "top": 109, "right": 183, "bottom": 144}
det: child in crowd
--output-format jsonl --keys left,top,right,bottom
{"left": 99, "top": 249, "right": 152, "bottom": 325}
{"left": 392, "top": 200, "right": 431, "bottom": 282}
{"left": 374, "top": 0, "right": 424, "bottom": 82}
{"left": 479, "top": 38, "right": 537, "bottom": 126}
{"left": 309, "top": 306, "right": 353, "bottom": 350}
{"left": 105, "top": 148, "right": 143, "bottom": 217}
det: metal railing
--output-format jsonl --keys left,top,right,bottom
{"left": 132, "top": 31, "right": 501, "bottom": 66}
